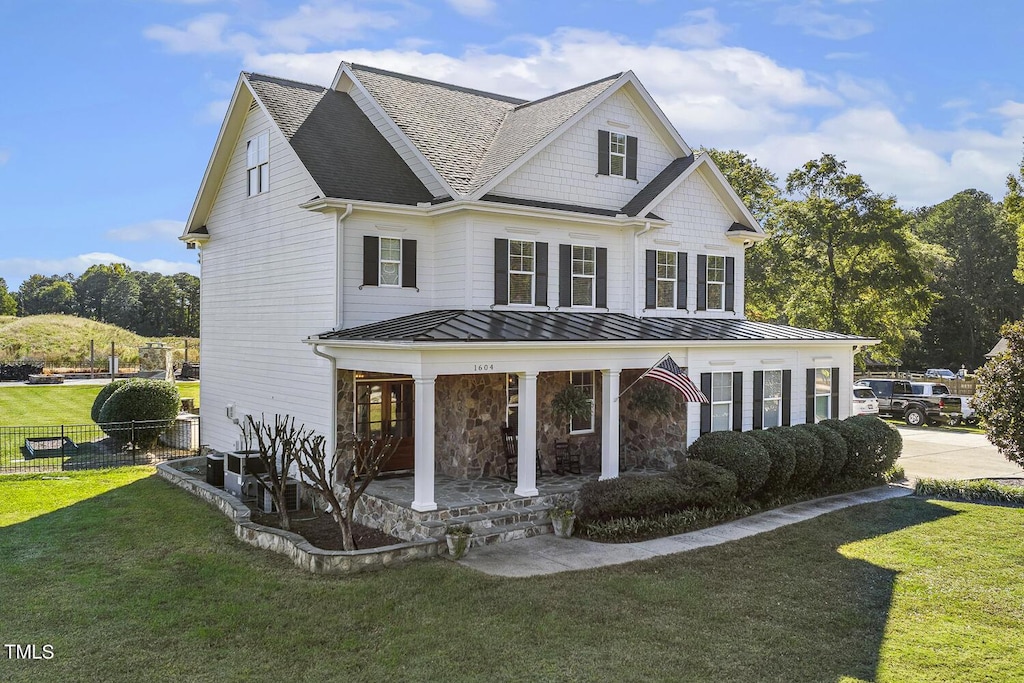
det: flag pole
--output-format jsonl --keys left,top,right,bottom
{"left": 617, "top": 352, "right": 671, "bottom": 399}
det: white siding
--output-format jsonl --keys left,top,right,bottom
{"left": 199, "top": 105, "right": 335, "bottom": 452}
{"left": 492, "top": 90, "right": 676, "bottom": 210}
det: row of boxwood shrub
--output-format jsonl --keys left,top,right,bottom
{"left": 576, "top": 415, "right": 901, "bottom": 541}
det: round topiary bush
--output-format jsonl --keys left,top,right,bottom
{"left": 97, "top": 379, "right": 181, "bottom": 449}
{"left": 822, "top": 415, "right": 902, "bottom": 480}
{"left": 91, "top": 379, "right": 129, "bottom": 423}
{"left": 795, "top": 423, "right": 847, "bottom": 486}
{"left": 774, "top": 425, "right": 823, "bottom": 491}
{"left": 577, "top": 474, "right": 691, "bottom": 523}
{"left": 747, "top": 429, "right": 796, "bottom": 499}
{"left": 686, "top": 431, "right": 770, "bottom": 500}
{"left": 669, "top": 458, "right": 738, "bottom": 507}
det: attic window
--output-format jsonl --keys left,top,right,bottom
{"left": 246, "top": 132, "right": 269, "bottom": 196}
{"left": 609, "top": 132, "right": 626, "bottom": 176}
{"left": 597, "top": 130, "right": 638, "bottom": 180}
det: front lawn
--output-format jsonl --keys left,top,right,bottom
{"left": 0, "top": 382, "right": 199, "bottom": 427}
{"left": 1, "top": 469, "right": 1021, "bottom": 681}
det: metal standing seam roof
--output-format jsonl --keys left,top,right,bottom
{"left": 312, "top": 310, "right": 869, "bottom": 344}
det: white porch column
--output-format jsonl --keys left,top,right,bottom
{"left": 412, "top": 374, "right": 437, "bottom": 512}
{"left": 515, "top": 371, "right": 539, "bottom": 496}
{"left": 600, "top": 369, "right": 620, "bottom": 480}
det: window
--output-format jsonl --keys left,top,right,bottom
{"left": 761, "top": 370, "right": 783, "bottom": 429}
{"left": 363, "top": 236, "right": 416, "bottom": 289}
{"left": 814, "top": 368, "right": 832, "bottom": 422}
{"left": 506, "top": 374, "right": 519, "bottom": 428}
{"left": 571, "top": 246, "right": 595, "bottom": 306}
{"left": 711, "top": 371, "right": 733, "bottom": 432}
{"left": 246, "top": 132, "right": 269, "bottom": 196}
{"left": 570, "top": 371, "right": 595, "bottom": 434}
{"left": 656, "top": 251, "right": 677, "bottom": 309}
{"left": 509, "top": 240, "right": 535, "bottom": 305}
{"left": 608, "top": 132, "right": 627, "bottom": 177}
{"left": 706, "top": 255, "right": 725, "bottom": 311}
{"left": 378, "top": 238, "right": 401, "bottom": 286}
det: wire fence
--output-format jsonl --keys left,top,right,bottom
{"left": 0, "top": 418, "right": 201, "bottom": 474}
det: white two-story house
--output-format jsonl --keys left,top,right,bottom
{"left": 182, "top": 62, "right": 871, "bottom": 514}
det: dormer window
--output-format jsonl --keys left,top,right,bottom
{"left": 246, "top": 132, "right": 269, "bottom": 196}
{"left": 597, "top": 130, "right": 638, "bottom": 180}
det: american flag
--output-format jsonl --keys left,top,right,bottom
{"left": 645, "top": 355, "right": 709, "bottom": 403}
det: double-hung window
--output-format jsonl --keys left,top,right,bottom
{"left": 378, "top": 238, "right": 401, "bottom": 286}
{"left": 509, "top": 240, "right": 535, "bottom": 305}
{"left": 608, "top": 132, "right": 627, "bottom": 177}
{"left": 246, "top": 132, "right": 269, "bottom": 196}
{"left": 569, "top": 371, "right": 595, "bottom": 434}
{"left": 814, "top": 368, "right": 832, "bottom": 422}
{"left": 706, "top": 255, "right": 725, "bottom": 311}
{"left": 572, "top": 246, "right": 595, "bottom": 307}
{"left": 710, "top": 371, "right": 733, "bottom": 432}
{"left": 656, "top": 251, "right": 677, "bottom": 308}
{"left": 761, "top": 370, "right": 783, "bottom": 429}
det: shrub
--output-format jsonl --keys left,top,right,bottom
{"left": 915, "top": 478, "right": 1024, "bottom": 505}
{"left": 576, "top": 475, "right": 690, "bottom": 523}
{"left": 97, "top": 379, "right": 181, "bottom": 448}
{"left": 91, "top": 379, "right": 128, "bottom": 423}
{"left": 686, "top": 431, "right": 770, "bottom": 500}
{"left": 669, "top": 459, "right": 738, "bottom": 507}
{"left": 795, "top": 423, "right": 847, "bottom": 485}
{"left": 775, "top": 426, "right": 823, "bottom": 491}
{"left": 747, "top": 429, "right": 796, "bottom": 498}
{"left": 821, "top": 416, "right": 902, "bottom": 480}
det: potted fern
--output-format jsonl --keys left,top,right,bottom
{"left": 549, "top": 383, "right": 593, "bottom": 473}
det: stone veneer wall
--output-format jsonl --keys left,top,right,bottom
{"left": 618, "top": 369, "right": 688, "bottom": 469}
{"left": 434, "top": 373, "right": 507, "bottom": 478}
{"left": 337, "top": 369, "right": 355, "bottom": 440}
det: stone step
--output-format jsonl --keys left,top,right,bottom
{"left": 422, "top": 503, "right": 553, "bottom": 539}
{"left": 467, "top": 519, "right": 552, "bottom": 548}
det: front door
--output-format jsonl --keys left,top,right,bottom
{"left": 355, "top": 379, "right": 415, "bottom": 472}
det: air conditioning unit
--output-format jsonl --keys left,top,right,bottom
{"left": 226, "top": 451, "right": 266, "bottom": 476}
{"left": 223, "top": 471, "right": 259, "bottom": 501}
{"left": 258, "top": 477, "right": 301, "bottom": 513}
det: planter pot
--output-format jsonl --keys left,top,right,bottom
{"left": 551, "top": 514, "right": 575, "bottom": 539}
{"left": 445, "top": 533, "right": 470, "bottom": 560}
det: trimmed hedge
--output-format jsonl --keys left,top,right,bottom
{"left": 747, "top": 429, "right": 796, "bottom": 498}
{"left": 795, "top": 423, "right": 847, "bottom": 484}
{"left": 577, "top": 475, "right": 692, "bottom": 523}
{"left": 668, "top": 459, "right": 738, "bottom": 508}
{"left": 97, "top": 379, "right": 180, "bottom": 448}
{"left": 776, "top": 425, "right": 823, "bottom": 491}
{"left": 685, "top": 431, "right": 770, "bottom": 500}
{"left": 915, "top": 478, "right": 1024, "bottom": 505}
{"left": 91, "top": 379, "right": 128, "bottom": 423}
{"left": 821, "top": 415, "right": 902, "bottom": 480}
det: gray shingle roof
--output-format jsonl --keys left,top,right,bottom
{"left": 621, "top": 155, "right": 696, "bottom": 217}
{"left": 246, "top": 73, "right": 433, "bottom": 206}
{"left": 313, "top": 310, "right": 868, "bottom": 344}
{"left": 350, "top": 64, "right": 622, "bottom": 196}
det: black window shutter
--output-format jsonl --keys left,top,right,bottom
{"left": 831, "top": 367, "right": 840, "bottom": 418}
{"left": 700, "top": 373, "right": 711, "bottom": 434}
{"left": 696, "top": 254, "right": 707, "bottom": 311}
{"left": 559, "top": 244, "right": 571, "bottom": 307}
{"left": 725, "top": 256, "right": 735, "bottom": 312}
{"left": 677, "top": 252, "right": 687, "bottom": 309}
{"left": 645, "top": 250, "right": 657, "bottom": 309}
{"left": 494, "top": 238, "right": 508, "bottom": 305}
{"left": 597, "top": 130, "right": 610, "bottom": 176}
{"left": 626, "top": 135, "right": 638, "bottom": 180}
{"left": 363, "top": 236, "right": 379, "bottom": 287}
{"left": 806, "top": 368, "right": 815, "bottom": 423}
{"left": 782, "top": 369, "right": 792, "bottom": 426}
{"left": 732, "top": 371, "right": 743, "bottom": 431}
{"left": 401, "top": 239, "right": 416, "bottom": 289}
{"left": 753, "top": 371, "right": 763, "bottom": 430}
{"left": 535, "top": 242, "right": 548, "bottom": 307}
{"left": 596, "top": 247, "right": 607, "bottom": 308}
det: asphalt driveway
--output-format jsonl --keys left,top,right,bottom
{"left": 895, "top": 425, "right": 1024, "bottom": 481}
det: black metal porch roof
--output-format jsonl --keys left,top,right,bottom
{"left": 312, "top": 310, "right": 868, "bottom": 344}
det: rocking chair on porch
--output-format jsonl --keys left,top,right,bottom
{"left": 501, "top": 426, "right": 541, "bottom": 482}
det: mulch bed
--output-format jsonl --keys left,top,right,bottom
{"left": 249, "top": 508, "right": 402, "bottom": 551}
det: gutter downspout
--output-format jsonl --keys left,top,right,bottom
{"left": 311, "top": 343, "right": 338, "bottom": 463}
{"left": 633, "top": 220, "right": 654, "bottom": 317}
{"left": 335, "top": 203, "right": 353, "bottom": 329}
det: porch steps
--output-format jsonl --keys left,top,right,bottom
{"left": 423, "top": 502, "right": 555, "bottom": 547}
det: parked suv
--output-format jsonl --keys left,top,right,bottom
{"left": 925, "top": 368, "right": 957, "bottom": 380}
{"left": 852, "top": 384, "right": 879, "bottom": 416}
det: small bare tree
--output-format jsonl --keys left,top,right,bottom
{"left": 294, "top": 431, "right": 401, "bottom": 551}
{"left": 242, "top": 414, "right": 307, "bottom": 531}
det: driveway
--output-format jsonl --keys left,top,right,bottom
{"left": 895, "top": 426, "right": 1024, "bottom": 481}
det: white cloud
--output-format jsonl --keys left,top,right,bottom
{"left": 775, "top": 2, "right": 873, "bottom": 40}
{"left": 657, "top": 8, "right": 730, "bottom": 48}
{"left": 105, "top": 220, "right": 186, "bottom": 243}
{"left": 446, "top": 0, "right": 497, "bottom": 18}
{"left": 144, "top": 13, "right": 257, "bottom": 54}
{"left": 993, "top": 100, "right": 1024, "bottom": 119}
{"left": 197, "top": 98, "right": 230, "bottom": 124}
{"left": 0, "top": 253, "right": 199, "bottom": 284}
{"left": 261, "top": 3, "right": 401, "bottom": 52}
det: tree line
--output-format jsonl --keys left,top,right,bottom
{"left": 0, "top": 264, "right": 199, "bottom": 338}
{"left": 709, "top": 150, "right": 1024, "bottom": 372}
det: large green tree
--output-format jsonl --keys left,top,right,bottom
{"left": 974, "top": 320, "right": 1024, "bottom": 467}
{"left": 1004, "top": 151, "right": 1024, "bottom": 284}
{"left": 18, "top": 274, "right": 77, "bottom": 315}
{"left": 905, "top": 190, "right": 1023, "bottom": 370}
{"left": 778, "top": 154, "right": 941, "bottom": 361}
{"left": 0, "top": 278, "right": 17, "bottom": 316}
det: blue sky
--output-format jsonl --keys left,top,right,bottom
{"left": 1, "top": 0, "right": 1022, "bottom": 289}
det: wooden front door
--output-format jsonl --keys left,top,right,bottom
{"left": 355, "top": 379, "right": 415, "bottom": 472}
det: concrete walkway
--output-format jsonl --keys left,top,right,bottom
{"left": 458, "top": 485, "right": 911, "bottom": 577}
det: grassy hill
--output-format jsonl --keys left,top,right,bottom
{"left": 0, "top": 315, "right": 198, "bottom": 366}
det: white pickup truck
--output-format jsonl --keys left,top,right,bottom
{"left": 910, "top": 382, "right": 977, "bottom": 426}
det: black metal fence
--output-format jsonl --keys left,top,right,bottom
{"left": 0, "top": 418, "right": 201, "bottom": 474}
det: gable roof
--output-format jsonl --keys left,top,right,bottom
{"left": 621, "top": 155, "right": 696, "bottom": 217}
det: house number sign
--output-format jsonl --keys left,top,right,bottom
{"left": 472, "top": 363, "right": 495, "bottom": 372}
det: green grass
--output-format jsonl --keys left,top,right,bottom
{"left": 0, "top": 382, "right": 199, "bottom": 427}
{"left": 1, "top": 470, "right": 1022, "bottom": 682}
